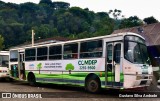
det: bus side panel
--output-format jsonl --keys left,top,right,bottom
{"left": 24, "top": 58, "right": 105, "bottom": 86}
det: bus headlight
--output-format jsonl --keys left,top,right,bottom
{"left": 136, "top": 76, "right": 142, "bottom": 80}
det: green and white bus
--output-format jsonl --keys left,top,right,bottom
{"left": 9, "top": 32, "right": 153, "bottom": 93}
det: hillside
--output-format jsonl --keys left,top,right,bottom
{"left": 0, "top": 0, "right": 158, "bottom": 49}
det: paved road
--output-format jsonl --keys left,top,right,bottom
{"left": 0, "top": 79, "right": 159, "bottom": 101}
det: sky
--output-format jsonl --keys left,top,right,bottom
{"left": 1, "top": 0, "right": 160, "bottom": 21}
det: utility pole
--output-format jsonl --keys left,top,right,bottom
{"left": 32, "top": 29, "right": 35, "bottom": 46}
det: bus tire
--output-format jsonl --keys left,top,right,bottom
{"left": 85, "top": 75, "right": 101, "bottom": 93}
{"left": 27, "top": 73, "right": 36, "bottom": 86}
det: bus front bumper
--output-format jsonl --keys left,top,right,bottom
{"left": 123, "top": 75, "right": 152, "bottom": 89}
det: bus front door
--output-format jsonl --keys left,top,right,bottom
{"left": 18, "top": 52, "right": 26, "bottom": 80}
{"left": 106, "top": 42, "right": 122, "bottom": 87}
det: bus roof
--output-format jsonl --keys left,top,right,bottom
{"left": 9, "top": 32, "right": 144, "bottom": 50}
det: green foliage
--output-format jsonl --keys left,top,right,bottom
{"left": 143, "top": 16, "right": 159, "bottom": 24}
{"left": 0, "top": 1, "right": 152, "bottom": 49}
{"left": 53, "top": 2, "right": 70, "bottom": 9}
{"left": 65, "top": 63, "right": 74, "bottom": 71}
{"left": 108, "top": 9, "right": 122, "bottom": 20}
{"left": 39, "top": 0, "right": 52, "bottom": 5}
{"left": 119, "top": 16, "right": 143, "bottom": 29}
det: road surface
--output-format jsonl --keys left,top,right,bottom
{"left": 0, "top": 79, "right": 159, "bottom": 101}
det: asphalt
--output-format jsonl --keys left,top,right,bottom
{"left": 0, "top": 79, "right": 159, "bottom": 101}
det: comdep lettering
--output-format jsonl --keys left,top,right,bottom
{"left": 78, "top": 60, "right": 97, "bottom": 65}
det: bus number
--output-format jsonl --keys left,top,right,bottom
{"left": 88, "top": 66, "right": 95, "bottom": 70}
{"left": 80, "top": 66, "right": 86, "bottom": 70}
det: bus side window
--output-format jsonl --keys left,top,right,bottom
{"left": 25, "top": 48, "right": 36, "bottom": 61}
{"left": 63, "top": 43, "right": 78, "bottom": 59}
{"left": 80, "top": 40, "right": 102, "bottom": 58}
{"left": 114, "top": 44, "right": 121, "bottom": 63}
{"left": 37, "top": 47, "right": 48, "bottom": 60}
{"left": 49, "top": 45, "right": 62, "bottom": 60}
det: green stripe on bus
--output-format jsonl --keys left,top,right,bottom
{"left": 120, "top": 73, "right": 124, "bottom": 82}
{"left": 34, "top": 72, "right": 104, "bottom": 78}
{"left": 26, "top": 71, "right": 124, "bottom": 83}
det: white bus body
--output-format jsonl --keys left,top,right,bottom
{"left": 0, "top": 51, "right": 9, "bottom": 78}
{"left": 9, "top": 32, "right": 153, "bottom": 92}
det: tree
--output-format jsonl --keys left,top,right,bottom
{"left": 50, "top": 28, "right": 59, "bottom": 36}
{"left": 37, "top": 63, "right": 42, "bottom": 69}
{"left": 119, "top": 16, "right": 143, "bottom": 29}
{"left": 108, "top": 9, "right": 122, "bottom": 20}
{"left": 0, "top": 35, "right": 4, "bottom": 50}
{"left": 37, "top": 63, "right": 42, "bottom": 74}
{"left": 143, "top": 16, "right": 159, "bottom": 24}
{"left": 39, "top": 0, "right": 52, "bottom": 5}
{"left": 108, "top": 9, "right": 124, "bottom": 29}
{"left": 66, "top": 63, "right": 74, "bottom": 70}
{"left": 92, "top": 17, "right": 114, "bottom": 36}
{"left": 0, "top": 1, "right": 152, "bottom": 50}
{"left": 53, "top": 2, "right": 70, "bottom": 9}
{"left": 65, "top": 63, "right": 74, "bottom": 74}
{"left": 97, "top": 12, "right": 109, "bottom": 19}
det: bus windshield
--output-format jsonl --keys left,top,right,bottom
{"left": 124, "top": 36, "right": 150, "bottom": 65}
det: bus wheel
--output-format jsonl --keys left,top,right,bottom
{"left": 85, "top": 77, "right": 101, "bottom": 93}
{"left": 27, "top": 73, "right": 36, "bottom": 86}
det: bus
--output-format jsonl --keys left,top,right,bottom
{"left": 0, "top": 51, "right": 10, "bottom": 79}
{"left": 9, "top": 32, "right": 153, "bottom": 93}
